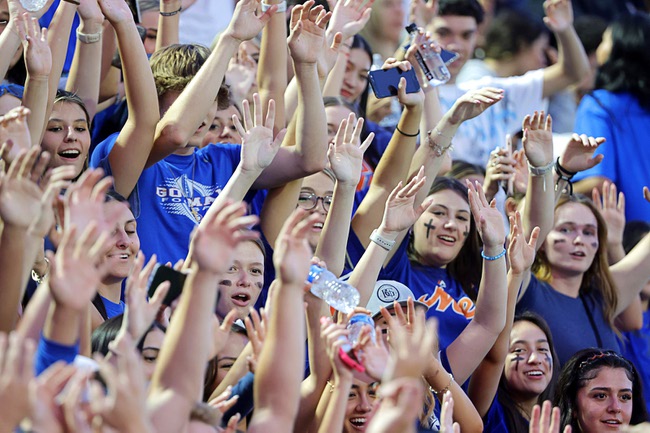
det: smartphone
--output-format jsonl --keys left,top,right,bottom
{"left": 124, "top": 0, "right": 141, "bottom": 23}
{"left": 440, "top": 49, "right": 460, "bottom": 65}
{"left": 368, "top": 67, "right": 421, "bottom": 99}
{"left": 148, "top": 264, "right": 187, "bottom": 306}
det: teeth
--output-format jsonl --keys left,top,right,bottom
{"left": 313, "top": 223, "right": 324, "bottom": 229}
{"left": 120, "top": 254, "right": 128, "bottom": 259}
{"left": 525, "top": 371, "right": 543, "bottom": 376}
{"left": 439, "top": 236, "right": 455, "bottom": 242}
{"left": 59, "top": 150, "right": 80, "bottom": 157}
{"left": 350, "top": 418, "right": 366, "bottom": 425}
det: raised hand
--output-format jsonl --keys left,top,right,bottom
{"left": 225, "top": 0, "right": 275, "bottom": 43}
{"left": 558, "top": 133, "right": 605, "bottom": 174}
{"left": 522, "top": 111, "right": 553, "bottom": 168}
{"left": 0, "top": 106, "right": 32, "bottom": 164}
{"left": 365, "top": 377, "right": 424, "bottom": 433}
{"left": 447, "top": 87, "right": 504, "bottom": 125}
{"left": 235, "top": 94, "right": 287, "bottom": 173}
{"left": 18, "top": 14, "right": 51, "bottom": 79}
{"left": 226, "top": 45, "right": 258, "bottom": 104}
{"left": 380, "top": 167, "right": 432, "bottom": 235}
{"left": 316, "top": 30, "right": 343, "bottom": 81}
{"left": 328, "top": 0, "right": 374, "bottom": 40}
{"left": 508, "top": 211, "right": 540, "bottom": 275}
{"left": 47, "top": 223, "right": 112, "bottom": 311}
{"left": 77, "top": 0, "right": 104, "bottom": 25}
{"left": 404, "top": 29, "right": 439, "bottom": 87}
{"left": 243, "top": 308, "right": 267, "bottom": 373}
{"left": 288, "top": 1, "right": 331, "bottom": 65}
{"left": 98, "top": 0, "right": 135, "bottom": 24}
{"left": 409, "top": 0, "right": 438, "bottom": 29}
{"left": 530, "top": 400, "right": 572, "bottom": 433}
{"left": 380, "top": 59, "right": 425, "bottom": 109}
{"left": 543, "top": 0, "right": 574, "bottom": 33}
{"left": 91, "top": 335, "right": 154, "bottom": 433}
{"left": 0, "top": 146, "right": 50, "bottom": 229}
{"left": 383, "top": 308, "right": 437, "bottom": 380}
{"left": 484, "top": 145, "right": 517, "bottom": 201}
{"left": 354, "top": 325, "right": 389, "bottom": 381}
{"left": 512, "top": 149, "right": 529, "bottom": 194}
{"left": 467, "top": 179, "right": 506, "bottom": 249}
{"left": 0, "top": 333, "right": 36, "bottom": 432}
{"left": 29, "top": 362, "right": 76, "bottom": 433}
{"left": 320, "top": 317, "right": 354, "bottom": 381}
{"left": 62, "top": 168, "right": 114, "bottom": 236}
{"left": 273, "top": 208, "right": 320, "bottom": 286}
{"left": 439, "top": 391, "right": 461, "bottom": 433}
{"left": 123, "top": 254, "right": 170, "bottom": 342}
{"left": 191, "top": 199, "right": 260, "bottom": 274}
{"left": 327, "top": 113, "right": 374, "bottom": 187}
{"left": 593, "top": 181, "right": 625, "bottom": 247}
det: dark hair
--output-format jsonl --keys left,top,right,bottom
{"left": 350, "top": 34, "right": 373, "bottom": 119}
{"left": 574, "top": 15, "right": 608, "bottom": 55}
{"left": 91, "top": 314, "right": 167, "bottom": 355}
{"left": 407, "top": 177, "right": 481, "bottom": 299}
{"left": 623, "top": 221, "right": 650, "bottom": 254}
{"left": 497, "top": 312, "right": 561, "bottom": 432}
{"left": 555, "top": 349, "right": 648, "bottom": 431}
{"left": 484, "top": 10, "right": 547, "bottom": 60}
{"left": 438, "top": 0, "right": 485, "bottom": 25}
{"left": 6, "top": 53, "right": 27, "bottom": 86}
{"left": 595, "top": 13, "right": 650, "bottom": 110}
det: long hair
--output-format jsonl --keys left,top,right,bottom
{"left": 407, "top": 177, "right": 481, "bottom": 299}
{"left": 532, "top": 195, "right": 618, "bottom": 329}
{"left": 595, "top": 13, "right": 650, "bottom": 110}
{"left": 555, "top": 349, "right": 648, "bottom": 432}
{"left": 349, "top": 34, "right": 373, "bottom": 120}
{"left": 497, "top": 312, "right": 561, "bottom": 432}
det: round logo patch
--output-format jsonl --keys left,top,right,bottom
{"left": 377, "top": 284, "right": 400, "bottom": 304}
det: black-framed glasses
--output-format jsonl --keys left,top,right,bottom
{"left": 297, "top": 192, "right": 333, "bottom": 211}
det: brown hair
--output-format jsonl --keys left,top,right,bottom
{"left": 532, "top": 194, "right": 618, "bottom": 328}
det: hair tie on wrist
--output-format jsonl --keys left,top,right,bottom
{"left": 160, "top": 6, "right": 182, "bottom": 16}
{"left": 555, "top": 157, "right": 576, "bottom": 195}
{"left": 395, "top": 125, "right": 419, "bottom": 137}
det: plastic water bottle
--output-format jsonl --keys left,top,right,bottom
{"left": 306, "top": 265, "right": 360, "bottom": 313}
{"left": 405, "top": 23, "right": 451, "bottom": 87}
{"left": 19, "top": 0, "right": 47, "bottom": 12}
{"left": 347, "top": 314, "right": 375, "bottom": 348}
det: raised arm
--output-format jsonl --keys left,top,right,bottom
{"left": 156, "top": 0, "right": 181, "bottom": 52}
{"left": 351, "top": 60, "right": 425, "bottom": 247}
{"left": 540, "top": 0, "right": 589, "bottom": 98}
{"left": 247, "top": 209, "right": 319, "bottom": 433}
{"left": 252, "top": 1, "right": 330, "bottom": 188}
{"left": 468, "top": 212, "right": 539, "bottom": 416}
{"left": 65, "top": 0, "right": 103, "bottom": 120}
{"left": 316, "top": 114, "right": 373, "bottom": 276}
{"left": 149, "top": 200, "right": 259, "bottom": 433}
{"left": 150, "top": 0, "right": 274, "bottom": 164}
{"left": 445, "top": 181, "right": 508, "bottom": 385}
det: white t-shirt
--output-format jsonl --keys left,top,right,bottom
{"left": 179, "top": 0, "right": 234, "bottom": 47}
{"left": 438, "top": 69, "right": 546, "bottom": 166}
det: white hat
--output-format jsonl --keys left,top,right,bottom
{"left": 365, "top": 280, "right": 429, "bottom": 318}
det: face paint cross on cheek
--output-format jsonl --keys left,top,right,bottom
{"left": 544, "top": 352, "right": 552, "bottom": 368}
{"left": 424, "top": 219, "right": 436, "bottom": 239}
{"left": 513, "top": 355, "right": 524, "bottom": 372}
{"left": 255, "top": 282, "right": 263, "bottom": 290}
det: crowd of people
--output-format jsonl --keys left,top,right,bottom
{"left": 0, "top": 0, "right": 649, "bottom": 431}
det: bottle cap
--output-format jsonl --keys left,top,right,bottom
{"left": 405, "top": 23, "right": 418, "bottom": 33}
{"left": 348, "top": 313, "right": 374, "bottom": 327}
{"left": 306, "top": 264, "right": 324, "bottom": 283}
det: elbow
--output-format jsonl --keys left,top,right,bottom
{"left": 462, "top": 415, "right": 484, "bottom": 433}
{"left": 156, "top": 123, "right": 189, "bottom": 149}
{"left": 300, "top": 155, "right": 328, "bottom": 176}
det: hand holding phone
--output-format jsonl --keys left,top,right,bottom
{"left": 368, "top": 67, "right": 421, "bottom": 99}
{"left": 147, "top": 264, "right": 187, "bottom": 306}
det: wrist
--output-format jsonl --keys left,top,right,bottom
{"left": 27, "top": 73, "right": 50, "bottom": 81}
{"left": 376, "top": 225, "right": 401, "bottom": 239}
{"left": 335, "top": 178, "right": 359, "bottom": 190}
{"left": 160, "top": 0, "right": 182, "bottom": 13}
{"left": 482, "top": 243, "right": 505, "bottom": 256}
{"left": 79, "top": 20, "right": 104, "bottom": 34}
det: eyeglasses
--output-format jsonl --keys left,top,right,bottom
{"left": 297, "top": 192, "right": 333, "bottom": 212}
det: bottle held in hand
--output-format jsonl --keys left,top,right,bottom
{"left": 406, "top": 23, "right": 451, "bottom": 87}
{"left": 307, "top": 265, "right": 360, "bottom": 313}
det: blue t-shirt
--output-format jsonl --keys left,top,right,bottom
{"left": 101, "top": 295, "right": 125, "bottom": 319}
{"left": 620, "top": 309, "right": 650, "bottom": 414}
{"left": 516, "top": 275, "right": 620, "bottom": 366}
{"left": 573, "top": 90, "right": 650, "bottom": 221}
{"left": 353, "top": 233, "right": 475, "bottom": 351}
{"left": 35, "top": 335, "right": 78, "bottom": 376}
{"left": 91, "top": 134, "right": 262, "bottom": 265}
{"left": 483, "top": 398, "right": 512, "bottom": 433}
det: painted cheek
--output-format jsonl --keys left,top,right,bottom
{"left": 255, "top": 282, "right": 263, "bottom": 290}
{"left": 424, "top": 219, "right": 436, "bottom": 239}
{"left": 219, "top": 280, "right": 232, "bottom": 286}
{"left": 512, "top": 355, "right": 524, "bottom": 371}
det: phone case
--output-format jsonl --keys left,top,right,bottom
{"left": 368, "top": 67, "right": 421, "bottom": 99}
{"left": 148, "top": 264, "right": 187, "bottom": 306}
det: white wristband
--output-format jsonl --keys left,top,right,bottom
{"left": 261, "top": 0, "right": 287, "bottom": 12}
{"left": 527, "top": 160, "right": 553, "bottom": 176}
{"left": 370, "top": 229, "right": 396, "bottom": 251}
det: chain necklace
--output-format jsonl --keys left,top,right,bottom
{"left": 163, "top": 151, "right": 202, "bottom": 224}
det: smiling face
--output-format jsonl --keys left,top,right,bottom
{"left": 102, "top": 201, "right": 140, "bottom": 282}
{"left": 504, "top": 320, "right": 553, "bottom": 400}
{"left": 543, "top": 202, "right": 599, "bottom": 278}
{"left": 215, "top": 241, "right": 265, "bottom": 320}
{"left": 343, "top": 380, "right": 380, "bottom": 433}
{"left": 575, "top": 367, "right": 634, "bottom": 432}
{"left": 430, "top": 15, "right": 479, "bottom": 78}
{"left": 297, "top": 171, "right": 335, "bottom": 250}
{"left": 42, "top": 101, "right": 91, "bottom": 177}
{"left": 342, "top": 48, "right": 371, "bottom": 103}
{"left": 412, "top": 189, "right": 471, "bottom": 267}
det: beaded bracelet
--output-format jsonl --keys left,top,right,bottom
{"left": 481, "top": 248, "right": 506, "bottom": 261}
{"left": 430, "top": 373, "right": 454, "bottom": 395}
{"left": 426, "top": 127, "right": 453, "bottom": 157}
